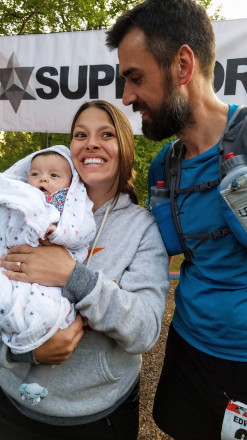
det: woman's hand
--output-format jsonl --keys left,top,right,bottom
{"left": 0, "top": 242, "right": 76, "bottom": 286}
{"left": 34, "top": 314, "right": 84, "bottom": 365}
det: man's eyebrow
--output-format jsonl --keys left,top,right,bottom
{"left": 120, "top": 67, "right": 138, "bottom": 79}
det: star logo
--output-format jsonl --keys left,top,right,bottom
{"left": 0, "top": 52, "right": 36, "bottom": 113}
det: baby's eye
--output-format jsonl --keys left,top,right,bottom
{"left": 31, "top": 172, "right": 38, "bottom": 176}
{"left": 51, "top": 173, "right": 59, "bottom": 178}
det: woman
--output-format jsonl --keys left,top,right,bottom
{"left": 0, "top": 100, "right": 169, "bottom": 440}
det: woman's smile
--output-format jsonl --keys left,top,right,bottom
{"left": 83, "top": 157, "right": 105, "bottom": 166}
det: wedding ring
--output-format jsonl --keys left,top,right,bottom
{"left": 16, "top": 261, "right": 22, "bottom": 272}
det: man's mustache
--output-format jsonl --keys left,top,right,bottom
{"left": 132, "top": 102, "right": 150, "bottom": 114}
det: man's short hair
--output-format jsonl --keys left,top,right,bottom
{"left": 106, "top": 0, "right": 216, "bottom": 80}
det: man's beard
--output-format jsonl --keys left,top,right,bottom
{"left": 133, "top": 85, "right": 194, "bottom": 142}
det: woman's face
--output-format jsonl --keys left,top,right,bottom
{"left": 70, "top": 107, "right": 119, "bottom": 196}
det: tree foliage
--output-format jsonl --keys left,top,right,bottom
{"left": 134, "top": 136, "right": 177, "bottom": 206}
{"left": 0, "top": 131, "right": 70, "bottom": 172}
{"left": 0, "top": 0, "right": 141, "bottom": 35}
{"left": 197, "top": 0, "right": 224, "bottom": 20}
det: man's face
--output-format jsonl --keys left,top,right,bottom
{"left": 118, "top": 27, "right": 193, "bottom": 141}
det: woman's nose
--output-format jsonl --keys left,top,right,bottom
{"left": 86, "top": 145, "right": 99, "bottom": 150}
{"left": 86, "top": 137, "right": 100, "bottom": 150}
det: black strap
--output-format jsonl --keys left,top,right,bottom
{"left": 176, "top": 179, "right": 220, "bottom": 194}
{"left": 184, "top": 227, "right": 232, "bottom": 253}
{"left": 169, "top": 147, "right": 194, "bottom": 264}
{"left": 164, "top": 139, "right": 184, "bottom": 188}
{"left": 176, "top": 179, "right": 220, "bottom": 215}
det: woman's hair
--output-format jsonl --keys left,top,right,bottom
{"left": 70, "top": 100, "right": 138, "bottom": 205}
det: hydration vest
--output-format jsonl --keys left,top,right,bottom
{"left": 164, "top": 105, "right": 247, "bottom": 264}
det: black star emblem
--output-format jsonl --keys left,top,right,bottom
{"left": 0, "top": 52, "right": 36, "bottom": 112}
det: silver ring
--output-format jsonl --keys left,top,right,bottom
{"left": 16, "top": 261, "right": 22, "bottom": 272}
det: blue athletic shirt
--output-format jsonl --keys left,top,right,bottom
{"left": 148, "top": 104, "right": 247, "bottom": 361}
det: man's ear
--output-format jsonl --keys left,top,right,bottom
{"left": 174, "top": 44, "right": 194, "bottom": 86}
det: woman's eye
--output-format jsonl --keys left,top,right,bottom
{"left": 74, "top": 132, "right": 86, "bottom": 138}
{"left": 103, "top": 132, "right": 113, "bottom": 138}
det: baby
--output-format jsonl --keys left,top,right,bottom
{"left": 28, "top": 149, "right": 73, "bottom": 237}
{"left": 0, "top": 145, "right": 96, "bottom": 405}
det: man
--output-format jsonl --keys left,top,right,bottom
{"left": 106, "top": 1, "right": 247, "bottom": 439}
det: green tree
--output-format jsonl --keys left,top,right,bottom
{"left": 0, "top": 131, "right": 71, "bottom": 171}
{"left": 197, "top": 0, "right": 224, "bottom": 20}
{"left": 134, "top": 136, "right": 176, "bottom": 206}
{"left": 0, "top": 0, "right": 141, "bottom": 36}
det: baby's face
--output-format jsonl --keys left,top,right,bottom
{"left": 28, "top": 153, "right": 72, "bottom": 196}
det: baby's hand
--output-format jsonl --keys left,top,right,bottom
{"left": 45, "top": 224, "right": 57, "bottom": 237}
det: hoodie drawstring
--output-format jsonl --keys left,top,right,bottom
{"left": 86, "top": 202, "right": 112, "bottom": 268}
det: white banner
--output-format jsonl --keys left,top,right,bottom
{"left": 0, "top": 19, "right": 247, "bottom": 134}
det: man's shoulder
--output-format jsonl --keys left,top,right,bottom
{"left": 151, "top": 141, "right": 173, "bottom": 167}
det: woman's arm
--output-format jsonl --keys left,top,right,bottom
{"left": 0, "top": 314, "right": 84, "bottom": 368}
{"left": 34, "top": 314, "right": 84, "bottom": 364}
{"left": 0, "top": 242, "right": 76, "bottom": 286}
{"left": 0, "top": 241, "right": 99, "bottom": 303}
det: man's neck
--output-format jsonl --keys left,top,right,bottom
{"left": 179, "top": 95, "right": 229, "bottom": 160}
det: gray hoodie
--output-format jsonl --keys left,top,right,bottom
{"left": 0, "top": 193, "right": 169, "bottom": 425}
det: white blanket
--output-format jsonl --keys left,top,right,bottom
{"left": 0, "top": 145, "right": 96, "bottom": 353}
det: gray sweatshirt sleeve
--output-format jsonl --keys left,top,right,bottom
{"left": 64, "top": 218, "right": 169, "bottom": 355}
{"left": 10, "top": 351, "right": 39, "bottom": 364}
{"left": 0, "top": 342, "right": 17, "bottom": 368}
{"left": 0, "top": 342, "right": 39, "bottom": 367}
{"left": 63, "top": 264, "right": 98, "bottom": 303}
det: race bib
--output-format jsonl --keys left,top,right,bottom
{"left": 221, "top": 400, "right": 247, "bottom": 439}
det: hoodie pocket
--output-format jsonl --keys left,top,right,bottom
{"left": 58, "top": 348, "right": 121, "bottom": 390}
{"left": 98, "top": 352, "right": 121, "bottom": 384}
